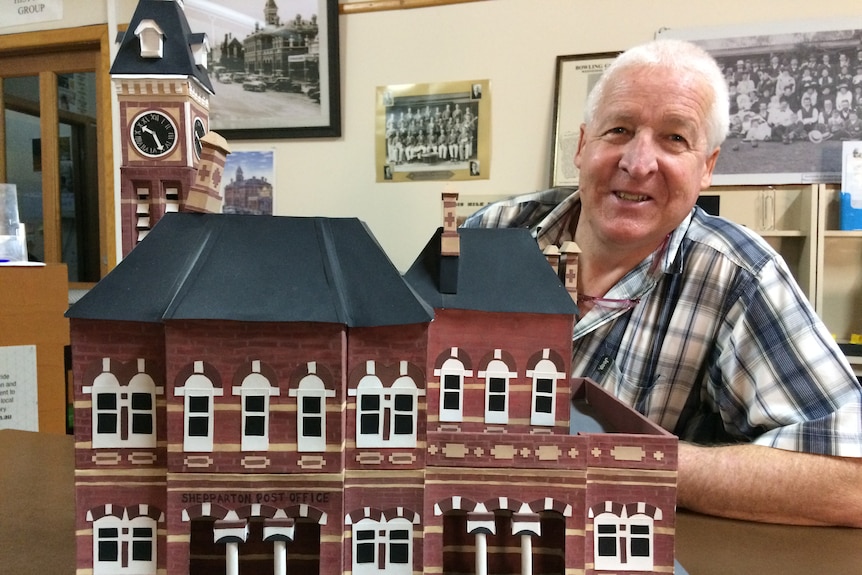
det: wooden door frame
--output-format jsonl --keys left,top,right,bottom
{"left": 0, "top": 25, "right": 116, "bottom": 279}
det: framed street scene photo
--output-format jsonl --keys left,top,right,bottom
{"left": 658, "top": 19, "right": 862, "bottom": 184}
{"left": 184, "top": 0, "right": 341, "bottom": 139}
{"left": 550, "top": 52, "right": 621, "bottom": 188}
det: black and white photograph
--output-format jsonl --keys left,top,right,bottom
{"left": 375, "top": 79, "right": 491, "bottom": 183}
{"left": 184, "top": 0, "right": 340, "bottom": 139}
{"left": 550, "top": 52, "right": 622, "bottom": 187}
{"left": 659, "top": 21, "right": 862, "bottom": 184}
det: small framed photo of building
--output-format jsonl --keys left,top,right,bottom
{"left": 221, "top": 149, "right": 275, "bottom": 215}
{"left": 184, "top": 0, "right": 340, "bottom": 139}
{"left": 376, "top": 79, "right": 491, "bottom": 183}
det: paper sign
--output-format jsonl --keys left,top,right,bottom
{"left": 0, "top": 0, "right": 63, "bottom": 29}
{"left": 0, "top": 345, "right": 39, "bottom": 432}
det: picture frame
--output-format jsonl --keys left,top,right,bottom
{"left": 375, "top": 79, "right": 491, "bottom": 183}
{"left": 550, "top": 52, "right": 621, "bottom": 188}
{"left": 183, "top": 0, "right": 341, "bottom": 139}
{"left": 657, "top": 20, "right": 862, "bottom": 185}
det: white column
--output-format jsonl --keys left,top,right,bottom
{"left": 225, "top": 541, "right": 239, "bottom": 575}
{"left": 475, "top": 532, "right": 488, "bottom": 575}
{"left": 520, "top": 533, "right": 533, "bottom": 575}
{"left": 273, "top": 540, "right": 287, "bottom": 575}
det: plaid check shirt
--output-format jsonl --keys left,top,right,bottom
{"left": 463, "top": 188, "right": 862, "bottom": 456}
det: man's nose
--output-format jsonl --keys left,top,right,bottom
{"left": 619, "top": 132, "right": 658, "bottom": 178}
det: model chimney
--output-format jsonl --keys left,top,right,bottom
{"left": 439, "top": 189, "right": 460, "bottom": 294}
{"left": 560, "top": 240, "right": 581, "bottom": 304}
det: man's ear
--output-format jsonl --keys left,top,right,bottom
{"left": 574, "top": 124, "right": 587, "bottom": 169}
{"left": 700, "top": 147, "right": 721, "bottom": 189}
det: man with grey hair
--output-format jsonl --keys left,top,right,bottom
{"left": 465, "top": 38, "right": 862, "bottom": 527}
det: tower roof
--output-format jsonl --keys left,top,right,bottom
{"left": 110, "top": 0, "right": 214, "bottom": 94}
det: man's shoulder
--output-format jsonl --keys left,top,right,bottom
{"left": 685, "top": 207, "right": 779, "bottom": 273}
{"left": 460, "top": 187, "right": 577, "bottom": 230}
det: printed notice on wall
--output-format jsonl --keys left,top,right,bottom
{"left": 0, "top": 0, "right": 63, "bottom": 30}
{"left": 0, "top": 345, "right": 38, "bottom": 431}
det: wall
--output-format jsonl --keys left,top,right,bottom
{"left": 4, "top": 0, "right": 862, "bottom": 271}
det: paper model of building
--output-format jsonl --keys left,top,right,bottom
{"left": 67, "top": 189, "right": 678, "bottom": 574}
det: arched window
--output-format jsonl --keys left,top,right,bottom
{"left": 232, "top": 360, "right": 280, "bottom": 451}
{"left": 89, "top": 506, "right": 162, "bottom": 575}
{"left": 85, "top": 358, "right": 160, "bottom": 448}
{"left": 175, "top": 361, "right": 223, "bottom": 452}
{"left": 289, "top": 362, "right": 335, "bottom": 452}
{"left": 480, "top": 355, "right": 516, "bottom": 425}
{"left": 435, "top": 353, "right": 471, "bottom": 423}
{"left": 590, "top": 502, "right": 659, "bottom": 572}
{"left": 527, "top": 352, "right": 565, "bottom": 427}
{"left": 349, "top": 361, "right": 424, "bottom": 448}
{"left": 351, "top": 517, "right": 413, "bottom": 575}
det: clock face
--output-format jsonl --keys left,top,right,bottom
{"left": 193, "top": 117, "right": 206, "bottom": 159}
{"left": 130, "top": 111, "right": 178, "bottom": 158}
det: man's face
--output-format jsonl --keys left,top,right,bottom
{"left": 575, "top": 66, "right": 720, "bottom": 252}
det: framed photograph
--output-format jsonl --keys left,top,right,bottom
{"left": 184, "top": 0, "right": 340, "bottom": 139}
{"left": 220, "top": 149, "right": 275, "bottom": 215}
{"left": 375, "top": 79, "right": 491, "bottom": 183}
{"left": 658, "top": 20, "right": 862, "bottom": 185}
{"left": 550, "top": 52, "right": 621, "bottom": 188}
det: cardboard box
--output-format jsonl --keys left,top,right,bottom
{"left": 0, "top": 264, "right": 69, "bottom": 434}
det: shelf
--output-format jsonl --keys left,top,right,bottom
{"left": 756, "top": 230, "right": 806, "bottom": 237}
{"left": 823, "top": 230, "right": 862, "bottom": 238}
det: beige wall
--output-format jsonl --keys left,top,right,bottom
{"left": 4, "top": 0, "right": 862, "bottom": 270}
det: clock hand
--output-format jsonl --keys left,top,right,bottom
{"left": 141, "top": 125, "right": 165, "bottom": 151}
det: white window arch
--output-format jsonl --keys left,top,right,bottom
{"left": 349, "top": 361, "right": 425, "bottom": 448}
{"left": 88, "top": 360, "right": 122, "bottom": 448}
{"left": 289, "top": 362, "right": 336, "bottom": 452}
{"left": 479, "top": 354, "right": 516, "bottom": 425}
{"left": 527, "top": 353, "right": 565, "bottom": 427}
{"left": 84, "top": 358, "right": 161, "bottom": 448}
{"left": 92, "top": 513, "right": 157, "bottom": 574}
{"left": 232, "top": 360, "right": 280, "bottom": 451}
{"left": 175, "top": 361, "right": 223, "bottom": 452}
{"left": 591, "top": 506, "right": 657, "bottom": 572}
{"left": 434, "top": 352, "right": 472, "bottom": 423}
{"left": 352, "top": 517, "right": 412, "bottom": 575}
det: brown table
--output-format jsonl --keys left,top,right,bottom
{"left": 2, "top": 429, "right": 861, "bottom": 574}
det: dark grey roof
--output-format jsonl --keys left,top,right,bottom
{"left": 67, "top": 213, "right": 434, "bottom": 327}
{"left": 110, "top": 0, "right": 214, "bottom": 94}
{"left": 404, "top": 227, "right": 579, "bottom": 315}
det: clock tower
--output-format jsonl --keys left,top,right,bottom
{"left": 111, "top": 0, "right": 224, "bottom": 256}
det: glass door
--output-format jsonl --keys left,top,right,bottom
{"left": 0, "top": 27, "right": 115, "bottom": 284}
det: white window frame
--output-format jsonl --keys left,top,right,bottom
{"left": 92, "top": 514, "right": 157, "bottom": 575}
{"left": 434, "top": 353, "right": 472, "bottom": 423}
{"left": 480, "top": 356, "right": 515, "bottom": 425}
{"left": 232, "top": 360, "right": 280, "bottom": 452}
{"left": 593, "top": 512, "right": 656, "bottom": 572}
{"left": 288, "top": 362, "right": 335, "bottom": 452}
{"left": 349, "top": 361, "right": 425, "bottom": 448}
{"left": 351, "top": 517, "right": 412, "bottom": 575}
{"left": 84, "top": 358, "right": 161, "bottom": 449}
{"left": 527, "top": 354, "right": 565, "bottom": 427}
{"left": 175, "top": 361, "right": 223, "bottom": 452}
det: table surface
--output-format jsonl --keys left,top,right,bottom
{"left": 2, "top": 429, "right": 861, "bottom": 575}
